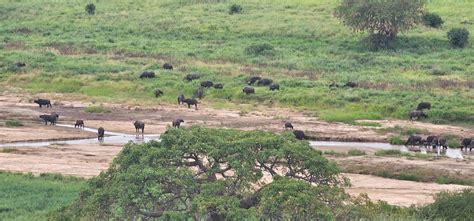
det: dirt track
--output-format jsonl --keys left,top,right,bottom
{"left": 1, "top": 94, "right": 473, "bottom": 207}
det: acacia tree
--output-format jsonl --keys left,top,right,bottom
{"left": 335, "top": 0, "right": 425, "bottom": 48}
{"left": 54, "top": 126, "right": 349, "bottom": 220}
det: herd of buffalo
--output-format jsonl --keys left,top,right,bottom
{"left": 30, "top": 65, "right": 471, "bottom": 151}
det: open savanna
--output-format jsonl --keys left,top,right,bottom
{"left": 1, "top": 0, "right": 473, "bottom": 125}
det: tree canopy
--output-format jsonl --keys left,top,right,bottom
{"left": 54, "top": 126, "right": 349, "bottom": 220}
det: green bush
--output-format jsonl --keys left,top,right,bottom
{"left": 422, "top": 12, "right": 444, "bottom": 28}
{"left": 229, "top": 4, "right": 242, "bottom": 15}
{"left": 244, "top": 43, "right": 274, "bottom": 56}
{"left": 85, "top": 3, "right": 96, "bottom": 15}
{"left": 417, "top": 189, "right": 474, "bottom": 220}
{"left": 83, "top": 106, "right": 106, "bottom": 113}
{"left": 5, "top": 119, "right": 23, "bottom": 127}
{"left": 388, "top": 136, "right": 404, "bottom": 145}
{"left": 348, "top": 149, "right": 366, "bottom": 156}
{"left": 375, "top": 149, "right": 402, "bottom": 156}
{"left": 447, "top": 28, "right": 469, "bottom": 48}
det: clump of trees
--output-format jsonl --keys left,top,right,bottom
{"left": 334, "top": 0, "right": 425, "bottom": 49}
{"left": 447, "top": 28, "right": 470, "bottom": 48}
{"left": 85, "top": 3, "right": 96, "bottom": 15}
{"left": 52, "top": 126, "right": 349, "bottom": 220}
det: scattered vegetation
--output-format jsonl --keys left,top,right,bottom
{"left": 417, "top": 189, "right": 474, "bottom": 220}
{"left": 447, "top": 28, "right": 470, "bottom": 48}
{"left": 5, "top": 119, "right": 23, "bottom": 127}
{"left": 0, "top": 148, "right": 17, "bottom": 153}
{"left": 244, "top": 42, "right": 274, "bottom": 56}
{"left": 388, "top": 136, "right": 404, "bottom": 145}
{"left": 422, "top": 12, "right": 444, "bottom": 28}
{"left": 348, "top": 149, "right": 366, "bottom": 156}
{"left": 83, "top": 106, "right": 106, "bottom": 113}
{"left": 375, "top": 149, "right": 405, "bottom": 157}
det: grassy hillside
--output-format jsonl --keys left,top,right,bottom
{"left": 1, "top": 0, "right": 473, "bottom": 125}
{"left": 0, "top": 172, "right": 84, "bottom": 221}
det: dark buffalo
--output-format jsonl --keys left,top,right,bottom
{"left": 257, "top": 78, "right": 273, "bottom": 86}
{"left": 183, "top": 99, "right": 198, "bottom": 110}
{"left": 438, "top": 137, "right": 448, "bottom": 150}
{"left": 243, "top": 87, "right": 255, "bottom": 95}
{"left": 39, "top": 114, "right": 57, "bottom": 125}
{"left": 195, "top": 87, "right": 204, "bottom": 99}
{"left": 461, "top": 138, "right": 472, "bottom": 152}
{"left": 75, "top": 120, "right": 84, "bottom": 129}
{"left": 344, "top": 81, "right": 358, "bottom": 88}
{"left": 416, "top": 102, "right": 431, "bottom": 111}
{"left": 214, "top": 83, "right": 224, "bottom": 89}
{"left": 50, "top": 112, "right": 59, "bottom": 120}
{"left": 172, "top": 119, "right": 184, "bottom": 128}
{"left": 163, "top": 63, "right": 173, "bottom": 70}
{"left": 409, "top": 110, "right": 428, "bottom": 120}
{"left": 405, "top": 135, "right": 423, "bottom": 146}
{"left": 247, "top": 76, "right": 261, "bottom": 85}
{"left": 424, "top": 135, "right": 438, "bottom": 149}
{"left": 15, "top": 62, "right": 26, "bottom": 67}
{"left": 269, "top": 83, "right": 280, "bottom": 91}
{"left": 140, "top": 71, "right": 155, "bottom": 79}
{"left": 177, "top": 94, "right": 185, "bottom": 105}
{"left": 184, "top": 73, "right": 200, "bottom": 82}
{"left": 293, "top": 130, "right": 306, "bottom": 140}
{"left": 98, "top": 127, "right": 105, "bottom": 140}
{"left": 134, "top": 121, "right": 145, "bottom": 133}
{"left": 155, "top": 89, "right": 164, "bottom": 98}
{"left": 34, "top": 99, "right": 52, "bottom": 108}
{"left": 201, "top": 81, "right": 214, "bottom": 88}
{"left": 284, "top": 122, "right": 293, "bottom": 130}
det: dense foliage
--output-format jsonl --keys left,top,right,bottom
{"left": 422, "top": 12, "right": 444, "bottom": 28}
{"left": 54, "top": 126, "right": 348, "bottom": 220}
{"left": 335, "top": 0, "right": 425, "bottom": 47}
{"left": 418, "top": 189, "right": 474, "bottom": 220}
{"left": 447, "top": 28, "right": 470, "bottom": 48}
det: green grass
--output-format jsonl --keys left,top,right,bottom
{"left": 0, "top": 172, "right": 85, "bottom": 221}
{"left": 5, "top": 119, "right": 23, "bottom": 127}
{"left": 375, "top": 149, "right": 405, "bottom": 156}
{"left": 388, "top": 136, "right": 405, "bottom": 145}
{"left": 0, "top": 0, "right": 473, "bottom": 125}
{"left": 83, "top": 105, "right": 107, "bottom": 113}
{"left": 347, "top": 149, "right": 367, "bottom": 156}
{"left": 0, "top": 148, "right": 17, "bottom": 153}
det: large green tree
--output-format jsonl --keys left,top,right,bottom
{"left": 335, "top": 0, "right": 426, "bottom": 48}
{"left": 54, "top": 126, "right": 349, "bottom": 220}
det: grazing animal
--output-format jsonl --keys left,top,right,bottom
{"left": 74, "top": 120, "right": 84, "bottom": 129}
{"left": 405, "top": 135, "right": 423, "bottom": 146}
{"left": 284, "top": 122, "right": 293, "bottom": 130}
{"left": 15, "top": 62, "right": 26, "bottom": 67}
{"left": 162, "top": 63, "right": 173, "bottom": 70}
{"left": 329, "top": 82, "right": 339, "bottom": 88}
{"left": 344, "top": 81, "right": 358, "bottom": 88}
{"left": 416, "top": 102, "right": 431, "bottom": 111}
{"left": 257, "top": 78, "right": 273, "bottom": 86}
{"left": 140, "top": 71, "right": 155, "bottom": 79}
{"left": 242, "top": 87, "right": 255, "bottom": 94}
{"left": 184, "top": 73, "right": 200, "bottom": 81}
{"left": 247, "top": 76, "right": 261, "bottom": 85}
{"left": 293, "top": 130, "right": 306, "bottom": 140}
{"left": 134, "top": 121, "right": 145, "bottom": 133}
{"left": 98, "top": 127, "right": 105, "bottom": 140}
{"left": 424, "top": 135, "right": 438, "bottom": 149}
{"left": 201, "top": 81, "right": 214, "bottom": 88}
{"left": 409, "top": 110, "right": 428, "bottom": 120}
{"left": 438, "top": 138, "right": 448, "bottom": 150}
{"left": 34, "top": 99, "right": 52, "bottom": 108}
{"left": 195, "top": 87, "right": 204, "bottom": 99}
{"left": 39, "top": 114, "right": 57, "bottom": 125}
{"left": 177, "top": 94, "right": 185, "bottom": 104}
{"left": 461, "top": 138, "right": 473, "bottom": 152}
{"left": 50, "top": 112, "right": 59, "bottom": 120}
{"left": 172, "top": 119, "right": 184, "bottom": 128}
{"left": 269, "top": 83, "right": 280, "bottom": 91}
{"left": 183, "top": 99, "right": 198, "bottom": 110}
{"left": 214, "top": 83, "right": 224, "bottom": 89}
{"left": 155, "top": 89, "right": 164, "bottom": 98}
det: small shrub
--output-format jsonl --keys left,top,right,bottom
{"left": 244, "top": 43, "right": 274, "bottom": 56}
{"left": 5, "top": 119, "right": 23, "bottom": 127}
{"left": 323, "top": 150, "right": 347, "bottom": 157}
{"left": 348, "top": 149, "right": 366, "bottom": 156}
{"left": 229, "top": 4, "right": 242, "bottom": 15}
{"left": 447, "top": 138, "right": 461, "bottom": 149}
{"left": 447, "top": 28, "right": 469, "bottom": 48}
{"left": 422, "top": 13, "right": 444, "bottom": 28}
{"left": 84, "top": 106, "right": 106, "bottom": 113}
{"left": 375, "top": 149, "right": 402, "bottom": 156}
{"left": 85, "top": 3, "right": 96, "bottom": 15}
{"left": 388, "top": 136, "right": 404, "bottom": 145}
